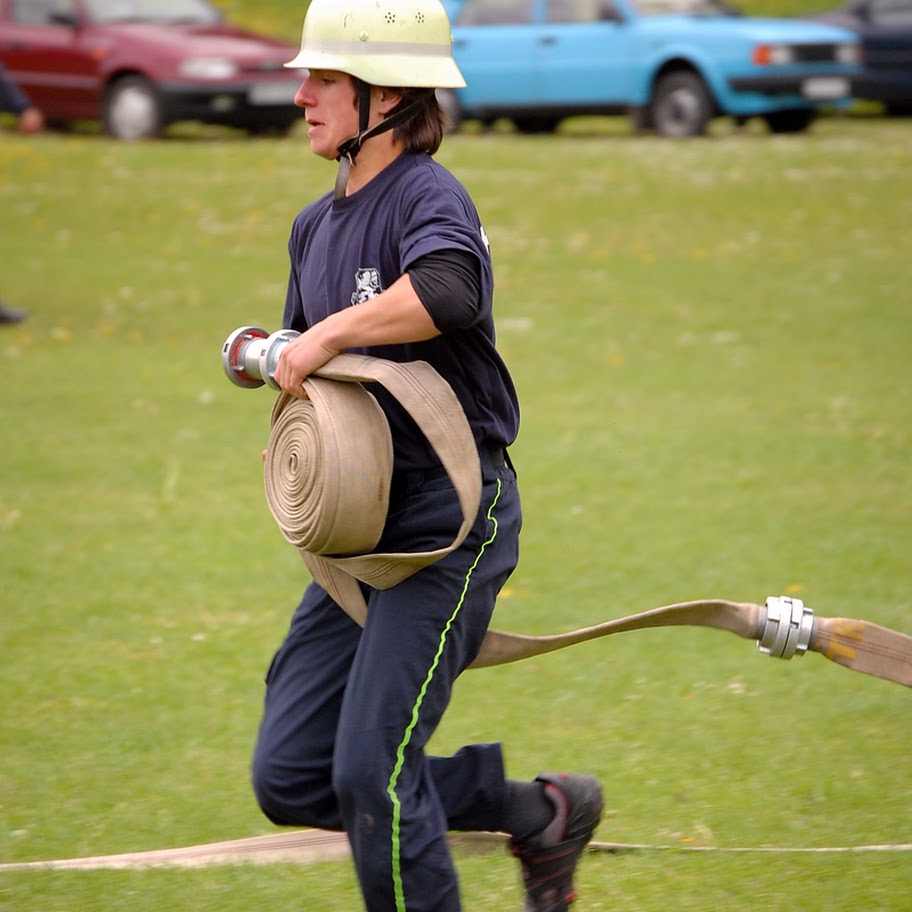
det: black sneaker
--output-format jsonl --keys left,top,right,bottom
{"left": 0, "top": 303, "right": 27, "bottom": 325}
{"left": 509, "top": 772, "right": 604, "bottom": 912}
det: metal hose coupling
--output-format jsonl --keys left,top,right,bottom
{"left": 757, "top": 596, "right": 815, "bottom": 660}
{"left": 222, "top": 326, "right": 300, "bottom": 390}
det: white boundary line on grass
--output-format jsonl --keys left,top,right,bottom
{"left": 1, "top": 830, "right": 911, "bottom": 872}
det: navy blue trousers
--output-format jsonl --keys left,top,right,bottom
{"left": 251, "top": 452, "right": 521, "bottom": 911}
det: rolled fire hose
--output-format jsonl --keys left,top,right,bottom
{"left": 223, "top": 327, "right": 912, "bottom": 687}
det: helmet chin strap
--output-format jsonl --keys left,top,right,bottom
{"left": 333, "top": 83, "right": 430, "bottom": 200}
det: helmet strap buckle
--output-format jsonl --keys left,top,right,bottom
{"left": 333, "top": 84, "right": 429, "bottom": 200}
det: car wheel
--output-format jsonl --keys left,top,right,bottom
{"left": 763, "top": 109, "right": 816, "bottom": 134}
{"left": 104, "top": 76, "right": 163, "bottom": 141}
{"left": 436, "top": 88, "right": 462, "bottom": 134}
{"left": 628, "top": 105, "right": 654, "bottom": 133}
{"left": 650, "top": 71, "right": 713, "bottom": 137}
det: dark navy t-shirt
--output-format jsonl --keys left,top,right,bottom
{"left": 283, "top": 151, "right": 519, "bottom": 470}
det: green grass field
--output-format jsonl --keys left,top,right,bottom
{"left": 1, "top": 83, "right": 911, "bottom": 912}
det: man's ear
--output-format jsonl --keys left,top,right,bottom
{"left": 375, "top": 87, "right": 403, "bottom": 115}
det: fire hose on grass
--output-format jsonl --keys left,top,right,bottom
{"left": 222, "top": 326, "right": 912, "bottom": 688}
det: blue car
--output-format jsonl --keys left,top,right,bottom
{"left": 440, "top": 0, "right": 861, "bottom": 136}
{"left": 442, "top": 0, "right": 469, "bottom": 18}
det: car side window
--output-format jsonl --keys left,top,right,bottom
{"left": 547, "top": 0, "right": 621, "bottom": 23}
{"left": 11, "top": 0, "right": 76, "bottom": 26}
{"left": 867, "top": 0, "right": 912, "bottom": 24}
{"left": 459, "top": 0, "right": 535, "bottom": 26}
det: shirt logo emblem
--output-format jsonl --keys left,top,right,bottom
{"left": 351, "top": 267, "right": 382, "bottom": 305}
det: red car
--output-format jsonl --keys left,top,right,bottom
{"left": 0, "top": 0, "right": 305, "bottom": 139}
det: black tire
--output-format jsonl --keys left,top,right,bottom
{"left": 628, "top": 105, "right": 654, "bottom": 133}
{"left": 104, "top": 76, "right": 162, "bottom": 141}
{"left": 436, "top": 88, "right": 463, "bottom": 134}
{"left": 764, "top": 108, "right": 816, "bottom": 134}
{"left": 650, "top": 71, "right": 713, "bottom": 137}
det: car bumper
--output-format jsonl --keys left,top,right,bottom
{"left": 852, "top": 70, "right": 912, "bottom": 105}
{"left": 157, "top": 80, "right": 302, "bottom": 129}
{"left": 727, "top": 72, "right": 853, "bottom": 102}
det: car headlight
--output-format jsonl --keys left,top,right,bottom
{"left": 752, "top": 44, "right": 796, "bottom": 66}
{"left": 836, "top": 42, "right": 861, "bottom": 65}
{"left": 179, "top": 57, "right": 238, "bottom": 80}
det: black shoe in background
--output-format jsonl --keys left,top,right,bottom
{"left": 0, "top": 303, "right": 27, "bottom": 325}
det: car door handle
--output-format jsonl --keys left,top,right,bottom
{"left": 539, "top": 35, "right": 557, "bottom": 46}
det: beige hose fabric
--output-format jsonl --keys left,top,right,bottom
{"left": 264, "top": 353, "right": 481, "bottom": 627}
{"left": 263, "top": 354, "right": 912, "bottom": 688}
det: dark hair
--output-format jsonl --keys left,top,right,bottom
{"left": 351, "top": 78, "right": 445, "bottom": 155}
{"left": 390, "top": 87, "right": 446, "bottom": 155}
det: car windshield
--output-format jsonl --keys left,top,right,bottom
{"left": 630, "top": 0, "right": 739, "bottom": 15}
{"left": 84, "top": 0, "right": 220, "bottom": 24}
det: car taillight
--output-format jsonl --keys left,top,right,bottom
{"left": 753, "top": 44, "right": 795, "bottom": 66}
